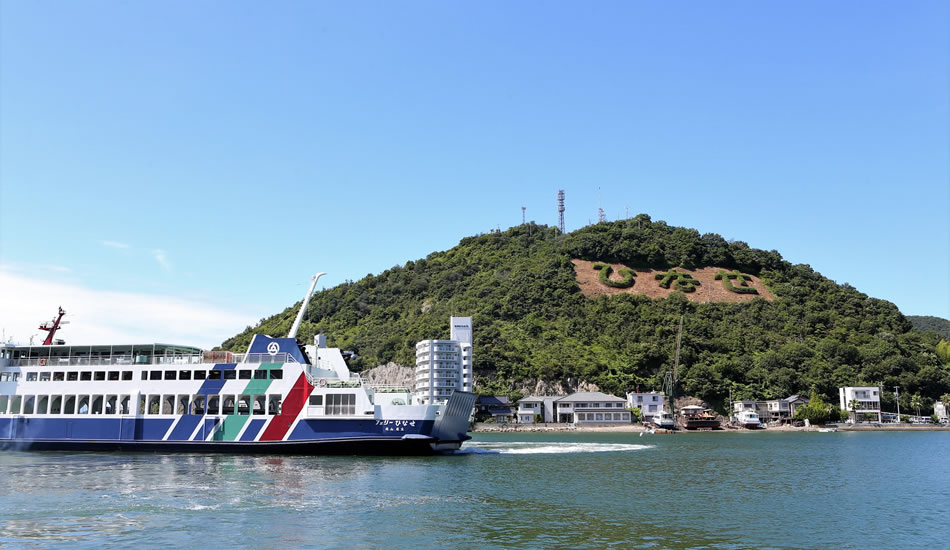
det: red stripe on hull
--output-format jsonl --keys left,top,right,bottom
{"left": 259, "top": 373, "right": 313, "bottom": 441}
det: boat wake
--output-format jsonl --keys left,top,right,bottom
{"left": 457, "top": 442, "right": 653, "bottom": 455}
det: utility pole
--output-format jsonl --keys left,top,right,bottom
{"left": 894, "top": 386, "right": 900, "bottom": 423}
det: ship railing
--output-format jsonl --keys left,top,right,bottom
{"left": 310, "top": 374, "right": 365, "bottom": 389}
{"left": 12, "top": 354, "right": 206, "bottom": 367}
{"left": 231, "top": 353, "right": 300, "bottom": 365}
{"left": 366, "top": 384, "right": 412, "bottom": 393}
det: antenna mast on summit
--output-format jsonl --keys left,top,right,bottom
{"left": 557, "top": 190, "right": 565, "bottom": 234}
{"left": 597, "top": 187, "right": 606, "bottom": 223}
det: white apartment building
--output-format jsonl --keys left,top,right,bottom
{"left": 839, "top": 386, "right": 882, "bottom": 423}
{"left": 413, "top": 317, "right": 473, "bottom": 405}
{"left": 626, "top": 391, "right": 664, "bottom": 422}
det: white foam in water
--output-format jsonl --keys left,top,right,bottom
{"left": 459, "top": 442, "right": 653, "bottom": 455}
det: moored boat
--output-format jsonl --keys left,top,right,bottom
{"left": 680, "top": 405, "right": 721, "bottom": 430}
{"left": 651, "top": 410, "right": 677, "bottom": 430}
{"left": 735, "top": 410, "right": 762, "bottom": 429}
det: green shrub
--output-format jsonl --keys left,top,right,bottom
{"left": 598, "top": 265, "right": 636, "bottom": 288}
{"left": 655, "top": 269, "right": 700, "bottom": 292}
{"left": 716, "top": 269, "right": 759, "bottom": 295}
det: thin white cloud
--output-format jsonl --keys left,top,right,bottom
{"left": 151, "top": 249, "right": 172, "bottom": 272}
{"left": 100, "top": 240, "right": 131, "bottom": 249}
{"left": 0, "top": 271, "right": 256, "bottom": 349}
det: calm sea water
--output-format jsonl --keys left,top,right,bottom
{"left": 0, "top": 431, "right": 947, "bottom": 549}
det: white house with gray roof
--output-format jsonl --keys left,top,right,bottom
{"left": 555, "top": 392, "right": 630, "bottom": 424}
{"left": 516, "top": 396, "right": 558, "bottom": 424}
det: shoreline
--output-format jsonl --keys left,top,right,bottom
{"left": 472, "top": 422, "right": 950, "bottom": 433}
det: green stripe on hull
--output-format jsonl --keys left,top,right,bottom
{"left": 212, "top": 415, "right": 250, "bottom": 441}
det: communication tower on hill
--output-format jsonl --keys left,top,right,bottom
{"left": 557, "top": 190, "right": 565, "bottom": 233}
{"left": 597, "top": 187, "right": 606, "bottom": 223}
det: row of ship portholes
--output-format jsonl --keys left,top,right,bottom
{"left": 0, "top": 368, "right": 284, "bottom": 383}
{"left": 0, "top": 393, "right": 283, "bottom": 416}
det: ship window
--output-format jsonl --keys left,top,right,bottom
{"left": 0, "top": 395, "right": 8, "bottom": 413}
{"left": 150, "top": 371, "right": 161, "bottom": 380}
{"left": 67, "top": 372, "right": 78, "bottom": 381}
{"left": 164, "top": 371, "right": 177, "bottom": 381}
{"left": 325, "top": 393, "right": 355, "bottom": 415}
{"left": 22, "top": 396, "right": 35, "bottom": 414}
{"left": 50, "top": 395, "right": 61, "bottom": 414}
{"left": 26, "top": 372, "right": 38, "bottom": 381}
{"left": 162, "top": 395, "right": 175, "bottom": 414}
{"left": 91, "top": 395, "right": 103, "bottom": 414}
{"left": 192, "top": 395, "right": 205, "bottom": 415}
{"left": 207, "top": 396, "right": 220, "bottom": 415}
{"left": 148, "top": 395, "right": 160, "bottom": 414}
{"left": 138, "top": 395, "right": 146, "bottom": 415}
{"left": 80, "top": 372, "right": 92, "bottom": 381}
{"left": 63, "top": 395, "right": 75, "bottom": 414}
{"left": 108, "top": 371, "right": 120, "bottom": 381}
{"left": 141, "top": 371, "right": 148, "bottom": 380}
{"left": 223, "top": 370, "right": 236, "bottom": 380}
{"left": 239, "top": 370, "right": 252, "bottom": 380}
{"left": 253, "top": 370, "right": 267, "bottom": 380}
{"left": 238, "top": 395, "right": 251, "bottom": 414}
{"left": 194, "top": 370, "right": 207, "bottom": 380}
{"left": 77, "top": 396, "right": 90, "bottom": 414}
{"left": 268, "top": 395, "right": 281, "bottom": 415}
{"left": 269, "top": 369, "right": 283, "bottom": 380}
{"left": 222, "top": 395, "right": 235, "bottom": 414}
{"left": 123, "top": 371, "right": 133, "bottom": 381}
{"left": 208, "top": 370, "right": 222, "bottom": 380}
{"left": 53, "top": 372, "right": 64, "bottom": 381}
{"left": 309, "top": 395, "right": 323, "bottom": 406}
{"left": 119, "top": 395, "right": 130, "bottom": 414}
{"left": 8, "top": 395, "right": 22, "bottom": 414}
{"left": 179, "top": 370, "right": 191, "bottom": 380}
{"left": 94, "top": 372, "right": 106, "bottom": 381}
{"left": 253, "top": 395, "right": 265, "bottom": 414}
{"left": 177, "top": 395, "right": 188, "bottom": 414}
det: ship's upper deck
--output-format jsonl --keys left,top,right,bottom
{"left": 0, "top": 343, "right": 300, "bottom": 368}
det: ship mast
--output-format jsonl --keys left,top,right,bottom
{"left": 288, "top": 273, "right": 326, "bottom": 340}
{"left": 39, "top": 307, "right": 68, "bottom": 345}
{"left": 662, "top": 314, "right": 684, "bottom": 416}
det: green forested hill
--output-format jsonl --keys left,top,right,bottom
{"left": 220, "top": 215, "right": 949, "bottom": 412}
{"left": 908, "top": 315, "right": 950, "bottom": 339}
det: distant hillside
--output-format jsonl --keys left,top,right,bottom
{"left": 221, "top": 215, "right": 949, "bottom": 412}
{"left": 908, "top": 316, "right": 950, "bottom": 339}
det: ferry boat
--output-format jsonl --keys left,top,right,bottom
{"left": 0, "top": 276, "right": 475, "bottom": 455}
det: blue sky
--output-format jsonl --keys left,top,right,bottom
{"left": 1, "top": 1, "right": 948, "bottom": 348}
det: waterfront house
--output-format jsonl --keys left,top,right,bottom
{"left": 475, "top": 395, "right": 514, "bottom": 423}
{"left": 764, "top": 395, "right": 809, "bottom": 421}
{"left": 626, "top": 391, "right": 664, "bottom": 423}
{"left": 555, "top": 392, "right": 630, "bottom": 424}
{"left": 838, "top": 386, "right": 882, "bottom": 423}
{"left": 733, "top": 400, "right": 770, "bottom": 422}
{"left": 936, "top": 401, "right": 948, "bottom": 423}
{"left": 516, "top": 396, "right": 558, "bottom": 424}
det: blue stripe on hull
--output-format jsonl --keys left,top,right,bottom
{"left": 0, "top": 418, "right": 176, "bottom": 442}
{"left": 167, "top": 415, "right": 203, "bottom": 441}
{"left": 195, "top": 363, "right": 236, "bottom": 395}
{"left": 288, "top": 419, "right": 436, "bottom": 440}
{"left": 239, "top": 419, "right": 267, "bottom": 441}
